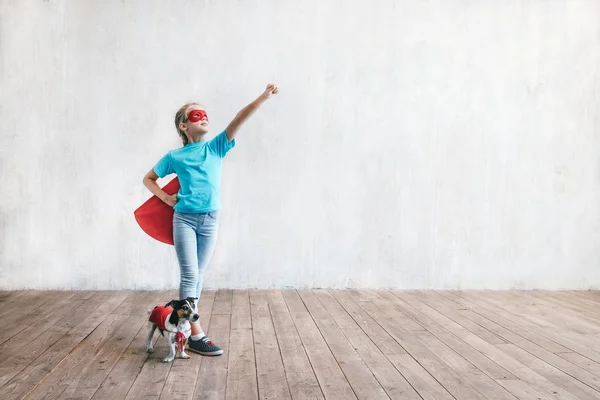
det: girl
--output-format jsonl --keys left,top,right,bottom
{"left": 143, "top": 83, "right": 279, "bottom": 355}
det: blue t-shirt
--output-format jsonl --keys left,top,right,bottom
{"left": 153, "top": 130, "right": 235, "bottom": 213}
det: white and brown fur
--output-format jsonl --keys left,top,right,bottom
{"left": 147, "top": 297, "right": 199, "bottom": 363}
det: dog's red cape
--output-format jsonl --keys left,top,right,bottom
{"left": 134, "top": 177, "right": 180, "bottom": 245}
{"left": 149, "top": 305, "right": 174, "bottom": 330}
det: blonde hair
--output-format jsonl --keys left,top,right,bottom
{"left": 174, "top": 103, "right": 200, "bottom": 145}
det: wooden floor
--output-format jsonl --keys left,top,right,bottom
{"left": 1, "top": 290, "right": 600, "bottom": 400}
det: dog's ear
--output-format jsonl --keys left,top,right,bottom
{"left": 165, "top": 299, "right": 177, "bottom": 308}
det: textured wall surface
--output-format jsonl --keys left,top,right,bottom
{"left": 1, "top": 0, "right": 599, "bottom": 290}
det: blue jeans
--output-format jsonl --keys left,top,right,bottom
{"left": 173, "top": 211, "right": 219, "bottom": 301}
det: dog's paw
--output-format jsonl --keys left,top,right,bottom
{"left": 179, "top": 352, "right": 191, "bottom": 359}
{"left": 162, "top": 357, "right": 174, "bottom": 363}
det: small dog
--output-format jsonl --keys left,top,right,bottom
{"left": 147, "top": 297, "right": 199, "bottom": 363}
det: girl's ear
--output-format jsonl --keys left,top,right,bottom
{"left": 179, "top": 121, "right": 187, "bottom": 132}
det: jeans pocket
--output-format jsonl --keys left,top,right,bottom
{"left": 207, "top": 210, "right": 220, "bottom": 220}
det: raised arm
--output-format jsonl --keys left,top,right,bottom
{"left": 225, "top": 83, "right": 278, "bottom": 142}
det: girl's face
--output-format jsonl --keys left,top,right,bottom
{"left": 180, "top": 105, "right": 209, "bottom": 136}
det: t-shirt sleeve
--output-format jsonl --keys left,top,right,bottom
{"left": 208, "top": 130, "right": 236, "bottom": 158}
{"left": 153, "top": 152, "right": 174, "bottom": 178}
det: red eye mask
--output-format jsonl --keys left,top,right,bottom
{"left": 187, "top": 109, "right": 208, "bottom": 123}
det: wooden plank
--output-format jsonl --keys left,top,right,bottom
{"left": 226, "top": 289, "right": 258, "bottom": 400}
{"left": 495, "top": 343, "right": 600, "bottom": 400}
{"left": 328, "top": 291, "right": 412, "bottom": 356}
{"left": 445, "top": 290, "right": 591, "bottom": 354}
{"left": 430, "top": 289, "right": 600, "bottom": 380}
{"left": 377, "top": 291, "right": 514, "bottom": 381}
{"left": 25, "top": 313, "right": 130, "bottom": 400}
{"left": 267, "top": 290, "right": 324, "bottom": 400}
{"left": 525, "top": 290, "right": 600, "bottom": 318}
{"left": 71, "top": 290, "right": 98, "bottom": 300}
{"left": 495, "top": 380, "right": 551, "bottom": 400}
{"left": 330, "top": 290, "right": 454, "bottom": 400}
{"left": 249, "top": 290, "right": 292, "bottom": 400}
{"left": 435, "top": 291, "right": 571, "bottom": 353}
{"left": 0, "top": 291, "right": 46, "bottom": 320}
{"left": 345, "top": 291, "right": 487, "bottom": 400}
{"left": 455, "top": 290, "right": 600, "bottom": 362}
{"left": 0, "top": 296, "right": 86, "bottom": 386}
{"left": 413, "top": 330, "right": 517, "bottom": 400}
{"left": 298, "top": 290, "right": 390, "bottom": 399}
{"left": 348, "top": 289, "right": 373, "bottom": 302}
{"left": 456, "top": 291, "right": 600, "bottom": 378}
{"left": 195, "top": 288, "right": 232, "bottom": 400}
{"left": 123, "top": 290, "right": 179, "bottom": 400}
{"left": 414, "top": 291, "right": 508, "bottom": 344}
{"left": 159, "top": 290, "right": 217, "bottom": 400}
{"left": 556, "top": 352, "right": 600, "bottom": 378}
{"left": 283, "top": 290, "right": 357, "bottom": 400}
{"left": 542, "top": 291, "right": 600, "bottom": 326}
{"left": 504, "top": 339, "right": 600, "bottom": 392}
{"left": 0, "top": 291, "right": 130, "bottom": 400}
{"left": 386, "top": 291, "right": 582, "bottom": 400}
{"left": 314, "top": 290, "right": 422, "bottom": 399}
{"left": 540, "top": 291, "right": 600, "bottom": 319}
{"left": 112, "top": 290, "right": 163, "bottom": 316}
{"left": 0, "top": 290, "right": 31, "bottom": 309}
{"left": 481, "top": 291, "right": 599, "bottom": 342}
{"left": 0, "top": 291, "right": 78, "bottom": 345}
{"left": 91, "top": 291, "right": 171, "bottom": 400}
{"left": 508, "top": 291, "right": 600, "bottom": 335}
{"left": 351, "top": 291, "right": 426, "bottom": 332}
{"left": 431, "top": 291, "right": 600, "bottom": 380}
{"left": 231, "top": 289, "right": 252, "bottom": 330}
{"left": 212, "top": 289, "right": 233, "bottom": 316}
{"left": 59, "top": 315, "right": 148, "bottom": 399}
{"left": 569, "top": 291, "right": 600, "bottom": 306}
{"left": 0, "top": 290, "right": 18, "bottom": 304}
{"left": 392, "top": 291, "right": 507, "bottom": 346}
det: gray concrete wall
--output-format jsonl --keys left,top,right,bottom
{"left": 1, "top": 0, "right": 599, "bottom": 290}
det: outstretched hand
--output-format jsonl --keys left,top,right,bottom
{"left": 225, "top": 83, "right": 279, "bottom": 142}
{"left": 262, "top": 83, "right": 279, "bottom": 100}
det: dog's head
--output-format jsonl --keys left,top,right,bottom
{"left": 166, "top": 297, "right": 199, "bottom": 322}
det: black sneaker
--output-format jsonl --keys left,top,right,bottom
{"left": 188, "top": 336, "right": 223, "bottom": 356}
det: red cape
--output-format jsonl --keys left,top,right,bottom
{"left": 134, "top": 177, "right": 180, "bottom": 245}
{"left": 148, "top": 305, "right": 174, "bottom": 330}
